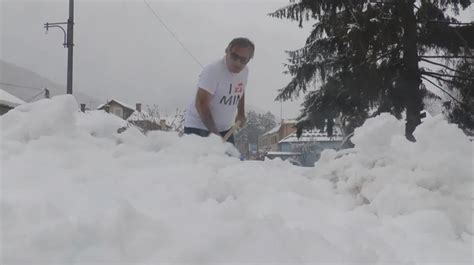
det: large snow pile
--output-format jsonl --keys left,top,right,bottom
{"left": 1, "top": 96, "right": 472, "bottom": 264}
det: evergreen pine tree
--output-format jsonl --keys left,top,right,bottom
{"left": 271, "top": 0, "right": 473, "bottom": 141}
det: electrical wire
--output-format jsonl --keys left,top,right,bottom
{"left": 143, "top": 0, "right": 204, "bottom": 69}
{"left": 0, "top": 81, "right": 44, "bottom": 91}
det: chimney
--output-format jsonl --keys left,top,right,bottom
{"left": 160, "top": 119, "right": 167, "bottom": 131}
{"left": 136, "top": 103, "right": 142, "bottom": 112}
{"left": 80, "top": 104, "right": 86, "bottom": 112}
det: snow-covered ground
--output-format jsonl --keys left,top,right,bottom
{"left": 1, "top": 96, "right": 472, "bottom": 264}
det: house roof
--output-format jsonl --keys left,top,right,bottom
{"left": 282, "top": 119, "right": 297, "bottom": 124}
{"left": 266, "top": 151, "right": 302, "bottom": 156}
{"left": 261, "top": 119, "right": 297, "bottom": 137}
{"left": 262, "top": 125, "right": 280, "bottom": 137}
{"left": 0, "top": 89, "right": 25, "bottom": 108}
{"left": 279, "top": 127, "right": 344, "bottom": 143}
{"left": 97, "top": 99, "right": 135, "bottom": 111}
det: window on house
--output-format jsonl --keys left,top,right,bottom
{"left": 113, "top": 108, "right": 123, "bottom": 118}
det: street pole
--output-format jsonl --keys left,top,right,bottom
{"left": 66, "top": 0, "right": 74, "bottom": 94}
{"left": 45, "top": 0, "right": 74, "bottom": 94}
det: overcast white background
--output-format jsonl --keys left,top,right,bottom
{"left": 1, "top": 0, "right": 472, "bottom": 117}
{"left": 1, "top": 0, "right": 311, "bottom": 118}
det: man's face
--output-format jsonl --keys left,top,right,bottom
{"left": 225, "top": 46, "right": 252, "bottom": 73}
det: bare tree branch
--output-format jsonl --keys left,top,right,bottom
{"left": 421, "top": 72, "right": 468, "bottom": 85}
{"left": 421, "top": 76, "right": 462, "bottom": 105}
{"left": 420, "top": 58, "right": 472, "bottom": 76}
{"left": 421, "top": 71, "right": 474, "bottom": 80}
{"left": 420, "top": 55, "right": 474, "bottom": 59}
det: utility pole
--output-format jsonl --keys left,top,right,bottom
{"left": 45, "top": 0, "right": 74, "bottom": 94}
{"left": 66, "top": 0, "right": 74, "bottom": 95}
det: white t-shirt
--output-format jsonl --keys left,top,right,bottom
{"left": 185, "top": 57, "right": 249, "bottom": 131}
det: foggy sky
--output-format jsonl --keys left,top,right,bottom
{"left": 1, "top": 0, "right": 472, "bottom": 117}
{"left": 1, "top": 0, "right": 311, "bottom": 118}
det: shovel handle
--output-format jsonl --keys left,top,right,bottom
{"left": 222, "top": 120, "right": 241, "bottom": 142}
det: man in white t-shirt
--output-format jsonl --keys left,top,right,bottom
{"left": 184, "top": 37, "right": 254, "bottom": 144}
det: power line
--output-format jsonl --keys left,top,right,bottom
{"left": 143, "top": 0, "right": 203, "bottom": 69}
{"left": 0, "top": 81, "right": 44, "bottom": 91}
{"left": 27, "top": 90, "right": 47, "bottom": 102}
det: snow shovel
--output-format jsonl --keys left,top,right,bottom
{"left": 222, "top": 120, "right": 241, "bottom": 142}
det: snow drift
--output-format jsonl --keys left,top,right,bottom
{"left": 1, "top": 95, "right": 472, "bottom": 264}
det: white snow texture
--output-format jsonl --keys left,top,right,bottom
{"left": 1, "top": 95, "right": 472, "bottom": 264}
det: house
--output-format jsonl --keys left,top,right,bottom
{"left": 258, "top": 125, "right": 280, "bottom": 152}
{"left": 278, "top": 127, "right": 344, "bottom": 166}
{"left": 98, "top": 100, "right": 180, "bottom": 133}
{"left": 0, "top": 88, "right": 25, "bottom": 115}
{"left": 258, "top": 119, "right": 297, "bottom": 153}
{"left": 97, "top": 99, "right": 136, "bottom": 120}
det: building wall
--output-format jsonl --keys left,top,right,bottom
{"left": 279, "top": 142, "right": 292, "bottom": 152}
{"left": 258, "top": 122, "right": 296, "bottom": 153}
{"left": 106, "top": 101, "right": 134, "bottom": 120}
{"left": 258, "top": 132, "right": 279, "bottom": 152}
{"left": 279, "top": 123, "right": 296, "bottom": 140}
{"left": 279, "top": 140, "right": 343, "bottom": 167}
{"left": 109, "top": 105, "right": 124, "bottom": 119}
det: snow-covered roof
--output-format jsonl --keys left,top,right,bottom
{"left": 266, "top": 151, "right": 302, "bottom": 156}
{"left": 113, "top": 100, "right": 135, "bottom": 111}
{"left": 261, "top": 119, "right": 297, "bottom": 137}
{"left": 282, "top": 119, "right": 297, "bottom": 124}
{"left": 262, "top": 125, "right": 280, "bottom": 137}
{"left": 279, "top": 127, "right": 344, "bottom": 143}
{"left": 0, "top": 89, "right": 25, "bottom": 108}
{"left": 97, "top": 99, "right": 135, "bottom": 111}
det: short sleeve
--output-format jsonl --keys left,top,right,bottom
{"left": 197, "top": 66, "right": 217, "bottom": 95}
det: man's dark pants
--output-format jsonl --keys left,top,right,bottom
{"left": 184, "top": 127, "right": 235, "bottom": 144}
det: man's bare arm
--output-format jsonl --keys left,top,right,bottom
{"left": 195, "top": 88, "right": 219, "bottom": 134}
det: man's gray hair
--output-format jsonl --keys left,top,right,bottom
{"left": 225, "top": 37, "right": 255, "bottom": 59}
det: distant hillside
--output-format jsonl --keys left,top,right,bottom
{"left": 0, "top": 60, "right": 101, "bottom": 108}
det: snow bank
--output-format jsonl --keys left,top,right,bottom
{"left": 1, "top": 96, "right": 472, "bottom": 264}
{"left": 313, "top": 113, "right": 472, "bottom": 262}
